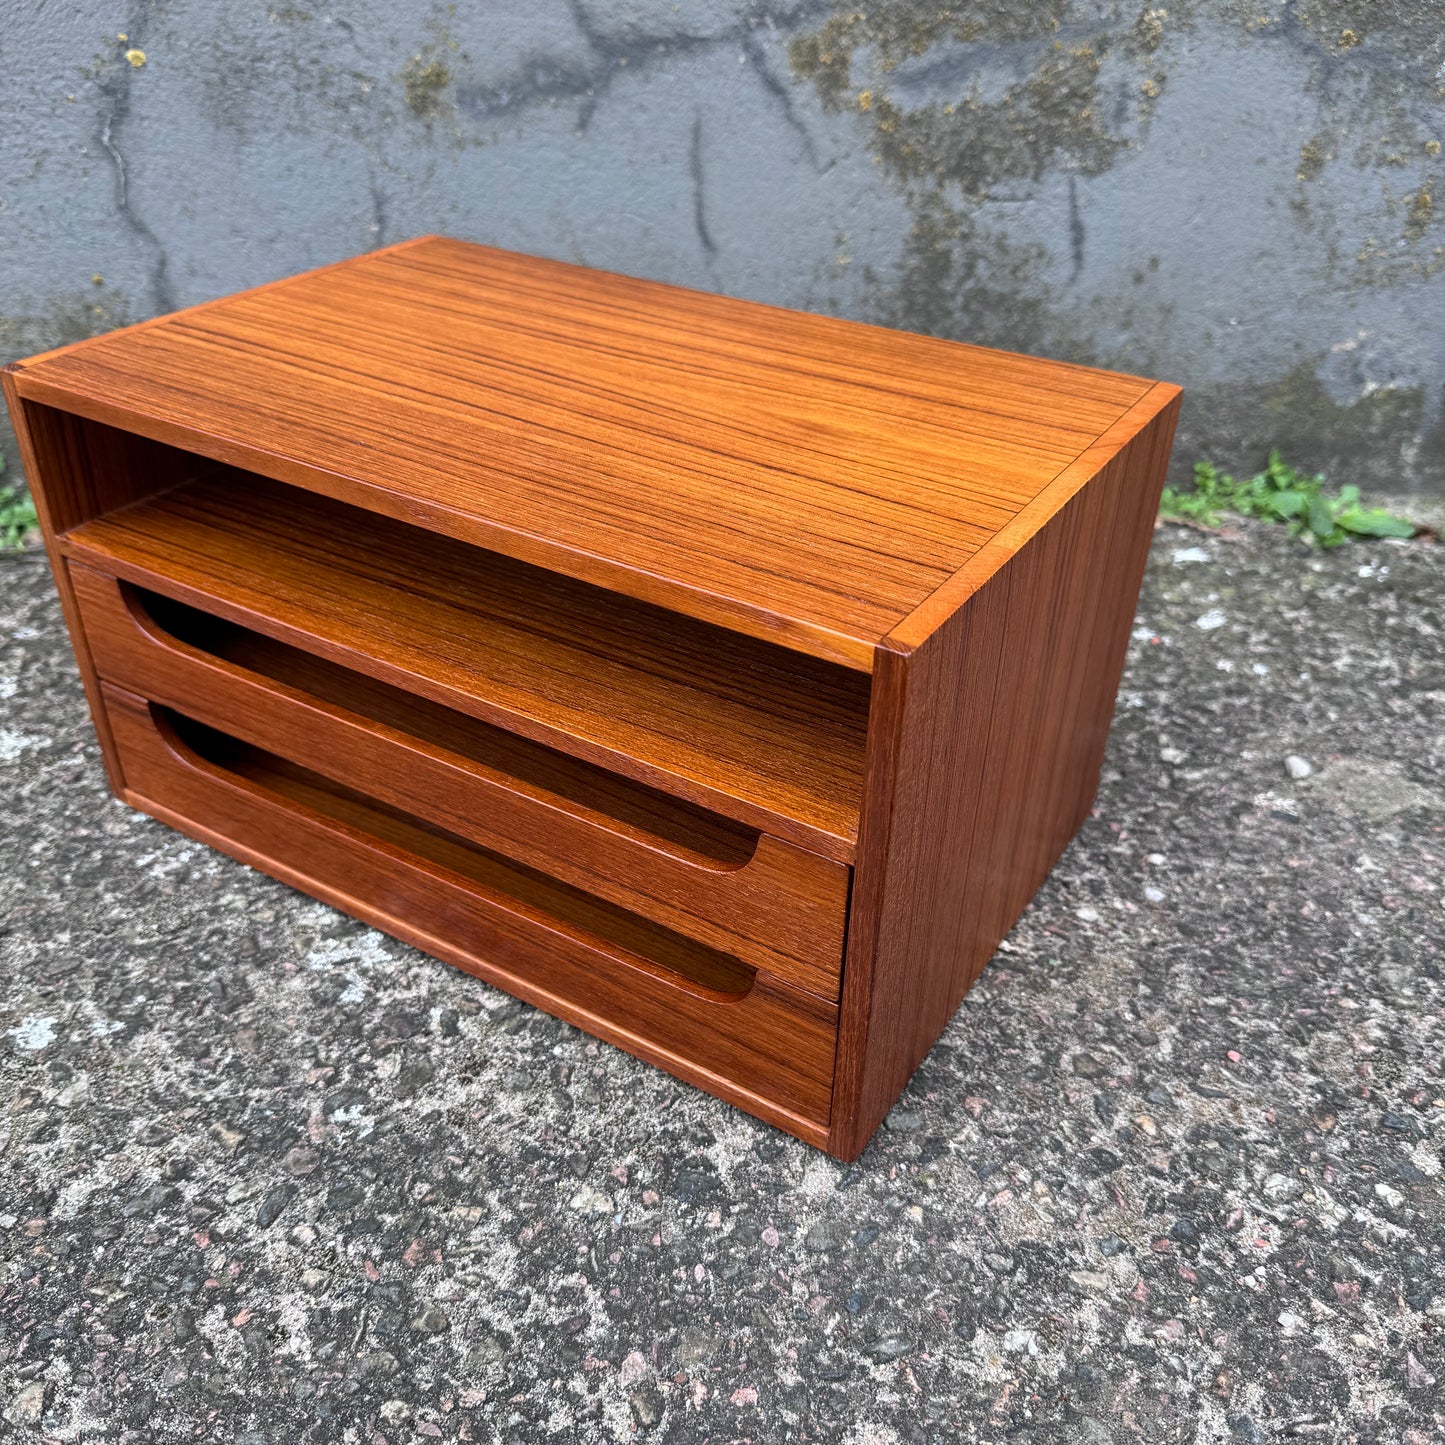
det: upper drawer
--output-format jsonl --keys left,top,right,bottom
{"left": 69, "top": 561, "right": 850, "bottom": 1001}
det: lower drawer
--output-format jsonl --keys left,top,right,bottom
{"left": 100, "top": 682, "right": 837, "bottom": 1143}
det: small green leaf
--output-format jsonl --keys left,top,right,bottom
{"left": 1337, "top": 507, "right": 1415, "bottom": 538}
{"left": 1307, "top": 496, "right": 1337, "bottom": 541}
{"left": 1269, "top": 490, "right": 1307, "bottom": 517}
{"left": 0, "top": 484, "right": 39, "bottom": 552}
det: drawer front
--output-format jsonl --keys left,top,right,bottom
{"left": 70, "top": 562, "right": 849, "bottom": 1001}
{"left": 100, "top": 682, "right": 837, "bottom": 1143}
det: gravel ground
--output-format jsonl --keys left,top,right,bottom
{"left": 1, "top": 520, "right": 1442, "bottom": 1444}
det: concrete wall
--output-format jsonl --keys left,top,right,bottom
{"left": 6, "top": 2, "right": 1444, "bottom": 498}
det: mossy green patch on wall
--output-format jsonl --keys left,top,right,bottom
{"left": 399, "top": 9, "right": 460, "bottom": 122}
{"left": 787, "top": 2, "right": 1171, "bottom": 361}
{"left": 788, "top": 0, "right": 1445, "bottom": 495}
{"left": 859, "top": 42, "right": 1131, "bottom": 196}
{"left": 789, "top": 3, "right": 1076, "bottom": 112}
{"left": 1176, "top": 361, "right": 1445, "bottom": 503}
{"left": 403, "top": 52, "right": 453, "bottom": 118}
{"left": 1297, "top": 134, "right": 1332, "bottom": 182}
{"left": 1405, "top": 180, "right": 1434, "bottom": 241}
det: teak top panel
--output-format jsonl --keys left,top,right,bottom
{"left": 14, "top": 235, "right": 1168, "bottom": 667}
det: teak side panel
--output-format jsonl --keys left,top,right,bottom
{"left": 0, "top": 373, "right": 193, "bottom": 792}
{"left": 829, "top": 395, "right": 1180, "bottom": 1159}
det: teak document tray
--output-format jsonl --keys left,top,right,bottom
{"left": 4, "top": 236, "right": 1180, "bottom": 1159}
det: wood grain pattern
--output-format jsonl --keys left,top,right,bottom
{"left": 828, "top": 389, "right": 1181, "bottom": 1160}
{"left": 62, "top": 469, "right": 870, "bottom": 859}
{"left": 13, "top": 237, "right": 1156, "bottom": 667}
{"left": 6, "top": 238, "right": 1182, "bottom": 1157}
{"left": 69, "top": 561, "right": 850, "bottom": 1000}
{"left": 102, "top": 681, "right": 837, "bottom": 1143}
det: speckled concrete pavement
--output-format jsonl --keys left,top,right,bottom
{"left": 2, "top": 522, "right": 1442, "bottom": 1444}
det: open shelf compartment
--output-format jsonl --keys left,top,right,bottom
{"left": 54, "top": 419, "right": 871, "bottom": 859}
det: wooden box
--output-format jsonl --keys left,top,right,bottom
{"left": 3, "top": 237, "right": 1179, "bottom": 1159}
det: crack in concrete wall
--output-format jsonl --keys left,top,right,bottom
{"left": 690, "top": 115, "right": 717, "bottom": 257}
{"left": 1067, "top": 175, "right": 1085, "bottom": 283}
{"left": 94, "top": 14, "right": 176, "bottom": 318}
